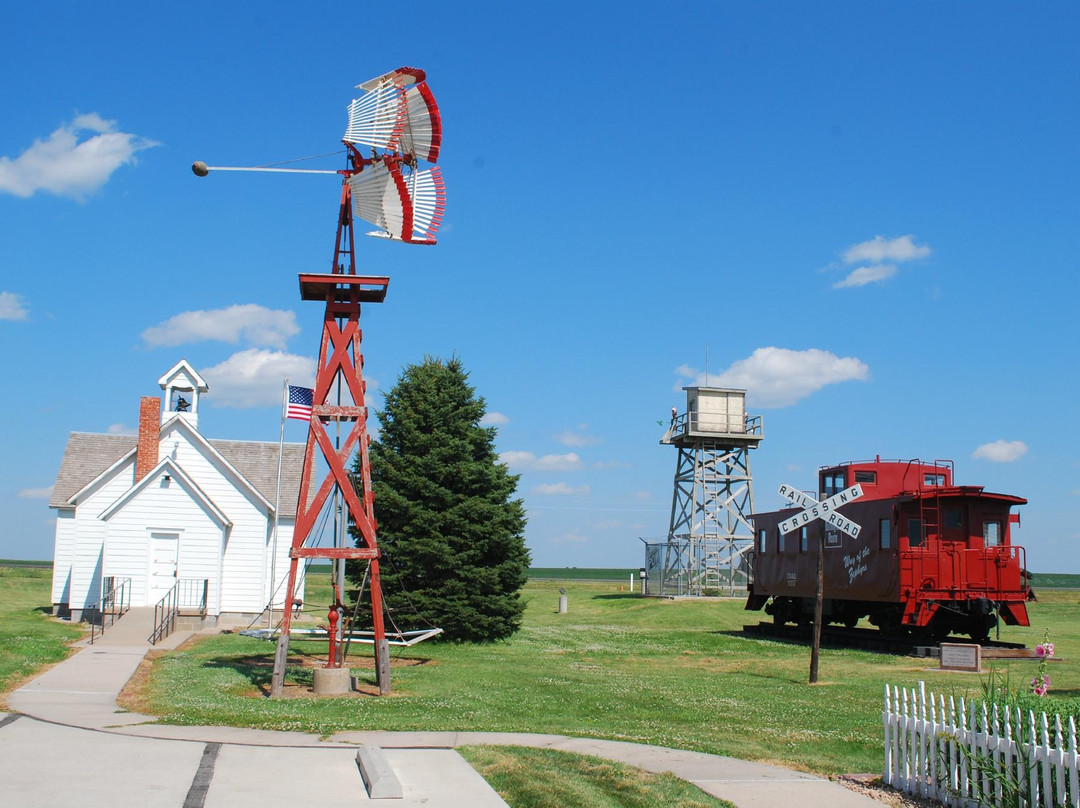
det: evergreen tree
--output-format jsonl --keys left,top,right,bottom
{"left": 351, "top": 356, "right": 529, "bottom": 642}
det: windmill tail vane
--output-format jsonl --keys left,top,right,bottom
{"left": 193, "top": 65, "right": 445, "bottom": 245}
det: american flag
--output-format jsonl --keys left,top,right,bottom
{"left": 286, "top": 385, "right": 314, "bottom": 421}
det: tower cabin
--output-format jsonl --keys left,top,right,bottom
{"left": 662, "top": 387, "right": 763, "bottom": 448}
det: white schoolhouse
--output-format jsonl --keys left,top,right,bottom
{"left": 49, "top": 360, "right": 305, "bottom": 624}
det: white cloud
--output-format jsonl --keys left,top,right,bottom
{"left": 555, "top": 428, "right": 601, "bottom": 447}
{"left": 500, "top": 451, "right": 583, "bottom": 471}
{"left": 632, "top": 490, "right": 652, "bottom": 501}
{"left": 973, "top": 440, "right": 1029, "bottom": 463}
{"left": 0, "top": 292, "right": 28, "bottom": 321}
{"left": 201, "top": 349, "right": 316, "bottom": 408}
{"left": 842, "top": 235, "right": 931, "bottom": 264}
{"left": 678, "top": 347, "right": 869, "bottom": 408}
{"left": 0, "top": 114, "right": 158, "bottom": 200}
{"left": 143, "top": 304, "right": 300, "bottom": 349}
{"left": 106, "top": 423, "right": 136, "bottom": 435}
{"left": 481, "top": 411, "right": 510, "bottom": 426}
{"left": 533, "top": 482, "right": 591, "bottom": 496}
{"left": 18, "top": 485, "right": 54, "bottom": 499}
{"left": 534, "top": 453, "right": 582, "bottom": 471}
{"left": 832, "top": 235, "right": 930, "bottom": 290}
{"left": 833, "top": 264, "right": 898, "bottom": 289}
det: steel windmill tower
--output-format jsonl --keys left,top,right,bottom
{"left": 655, "top": 387, "right": 763, "bottom": 596}
{"left": 194, "top": 67, "right": 446, "bottom": 696}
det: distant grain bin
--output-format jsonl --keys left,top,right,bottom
{"left": 647, "top": 387, "right": 763, "bottom": 597}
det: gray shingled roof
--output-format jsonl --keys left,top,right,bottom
{"left": 50, "top": 431, "right": 307, "bottom": 514}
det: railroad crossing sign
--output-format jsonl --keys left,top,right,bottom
{"left": 777, "top": 483, "right": 863, "bottom": 538}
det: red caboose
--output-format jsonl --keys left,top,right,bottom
{"left": 745, "top": 458, "right": 1031, "bottom": 641}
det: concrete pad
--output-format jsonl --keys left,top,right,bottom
{"left": 201, "top": 746, "right": 508, "bottom": 807}
{"left": 0, "top": 717, "right": 204, "bottom": 808}
{"left": 384, "top": 749, "right": 509, "bottom": 807}
{"left": 204, "top": 745, "right": 369, "bottom": 807}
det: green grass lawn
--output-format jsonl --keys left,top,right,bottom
{"left": 123, "top": 574, "right": 1080, "bottom": 775}
{"left": 461, "top": 745, "right": 733, "bottom": 808}
{"left": 0, "top": 567, "right": 83, "bottom": 700}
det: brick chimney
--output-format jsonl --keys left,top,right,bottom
{"left": 135, "top": 396, "right": 161, "bottom": 482}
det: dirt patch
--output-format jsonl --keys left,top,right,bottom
{"left": 118, "top": 646, "right": 433, "bottom": 705}
{"left": 837, "top": 774, "right": 941, "bottom": 807}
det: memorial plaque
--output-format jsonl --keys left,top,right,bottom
{"left": 940, "top": 643, "right": 981, "bottom": 672}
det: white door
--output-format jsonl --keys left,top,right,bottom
{"left": 148, "top": 532, "right": 179, "bottom": 604}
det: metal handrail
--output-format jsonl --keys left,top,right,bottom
{"left": 664, "top": 412, "right": 763, "bottom": 441}
{"left": 149, "top": 578, "right": 208, "bottom": 645}
{"left": 88, "top": 577, "right": 132, "bottom": 644}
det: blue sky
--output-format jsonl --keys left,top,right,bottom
{"left": 1, "top": 2, "right": 1077, "bottom": 570}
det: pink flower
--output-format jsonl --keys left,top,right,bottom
{"left": 1045, "top": 643, "right": 1055, "bottom": 658}
{"left": 1037, "top": 644, "right": 1046, "bottom": 657}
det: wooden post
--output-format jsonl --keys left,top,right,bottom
{"left": 809, "top": 529, "right": 824, "bottom": 684}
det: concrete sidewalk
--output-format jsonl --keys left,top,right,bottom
{"left": 2, "top": 620, "right": 888, "bottom": 808}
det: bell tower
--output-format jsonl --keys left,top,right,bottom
{"left": 157, "top": 359, "right": 209, "bottom": 430}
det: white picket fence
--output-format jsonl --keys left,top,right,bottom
{"left": 884, "top": 682, "right": 1080, "bottom": 807}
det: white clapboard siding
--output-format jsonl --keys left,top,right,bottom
{"left": 67, "top": 460, "right": 138, "bottom": 609}
{"left": 51, "top": 510, "right": 76, "bottom": 604}
{"left": 162, "top": 425, "right": 273, "bottom": 613}
{"left": 884, "top": 681, "right": 1080, "bottom": 807}
{"left": 103, "top": 473, "right": 226, "bottom": 610}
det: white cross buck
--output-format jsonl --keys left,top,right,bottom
{"left": 777, "top": 483, "right": 864, "bottom": 539}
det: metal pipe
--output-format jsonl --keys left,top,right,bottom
{"left": 191, "top": 161, "right": 338, "bottom": 177}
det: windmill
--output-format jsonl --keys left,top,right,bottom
{"left": 194, "top": 67, "right": 445, "bottom": 696}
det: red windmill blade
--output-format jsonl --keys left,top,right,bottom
{"left": 343, "top": 67, "right": 446, "bottom": 244}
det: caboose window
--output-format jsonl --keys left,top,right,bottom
{"left": 854, "top": 471, "right": 877, "bottom": 484}
{"left": 924, "top": 473, "right": 946, "bottom": 487}
{"left": 880, "top": 519, "right": 891, "bottom": 550}
{"left": 908, "top": 518, "right": 924, "bottom": 547}
{"left": 984, "top": 521, "right": 1001, "bottom": 547}
{"left": 758, "top": 528, "right": 767, "bottom": 553}
{"left": 800, "top": 525, "right": 808, "bottom": 552}
{"left": 822, "top": 471, "right": 845, "bottom": 497}
{"left": 777, "top": 528, "right": 786, "bottom": 552}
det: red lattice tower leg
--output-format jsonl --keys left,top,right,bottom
{"left": 270, "top": 180, "right": 391, "bottom": 697}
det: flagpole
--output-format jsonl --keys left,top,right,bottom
{"left": 269, "top": 378, "right": 288, "bottom": 629}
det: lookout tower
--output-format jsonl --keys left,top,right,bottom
{"left": 651, "top": 387, "right": 763, "bottom": 596}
